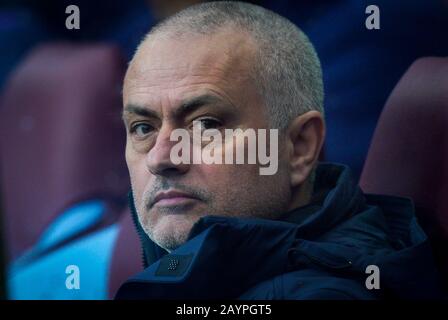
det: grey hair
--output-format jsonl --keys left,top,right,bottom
{"left": 141, "top": 1, "right": 324, "bottom": 129}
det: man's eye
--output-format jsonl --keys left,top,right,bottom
{"left": 130, "top": 123, "right": 153, "bottom": 138}
{"left": 193, "top": 118, "right": 222, "bottom": 131}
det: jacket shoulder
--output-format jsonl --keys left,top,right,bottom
{"left": 239, "top": 269, "right": 377, "bottom": 300}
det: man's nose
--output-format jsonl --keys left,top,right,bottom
{"left": 146, "top": 126, "right": 190, "bottom": 176}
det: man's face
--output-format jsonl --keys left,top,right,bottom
{"left": 123, "top": 31, "right": 291, "bottom": 251}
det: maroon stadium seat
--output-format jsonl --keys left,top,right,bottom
{"left": 108, "top": 207, "right": 142, "bottom": 298}
{"left": 360, "top": 57, "right": 448, "bottom": 290}
{"left": 0, "top": 43, "right": 129, "bottom": 262}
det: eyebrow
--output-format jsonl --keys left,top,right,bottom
{"left": 122, "top": 105, "right": 158, "bottom": 121}
{"left": 122, "top": 93, "right": 234, "bottom": 122}
{"left": 175, "top": 94, "right": 225, "bottom": 118}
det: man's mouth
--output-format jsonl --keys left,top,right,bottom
{"left": 152, "top": 190, "right": 200, "bottom": 208}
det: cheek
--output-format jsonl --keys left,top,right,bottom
{"left": 199, "top": 162, "right": 262, "bottom": 191}
{"left": 126, "top": 147, "right": 147, "bottom": 205}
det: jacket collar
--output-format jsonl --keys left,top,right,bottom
{"left": 116, "top": 163, "right": 370, "bottom": 299}
{"left": 116, "top": 215, "right": 301, "bottom": 299}
{"left": 129, "top": 163, "right": 363, "bottom": 267}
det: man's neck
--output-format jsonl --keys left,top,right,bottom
{"left": 288, "top": 178, "right": 313, "bottom": 212}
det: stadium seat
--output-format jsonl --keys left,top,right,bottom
{"left": 360, "top": 57, "right": 448, "bottom": 292}
{"left": 0, "top": 43, "right": 129, "bottom": 262}
{"left": 108, "top": 207, "right": 142, "bottom": 299}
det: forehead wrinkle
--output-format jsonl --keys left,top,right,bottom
{"left": 124, "top": 67, "right": 240, "bottom": 109}
{"left": 124, "top": 30, "right": 261, "bottom": 119}
{"left": 127, "top": 59, "right": 237, "bottom": 81}
{"left": 127, "top": 31, "right": 255, "bottom": 83}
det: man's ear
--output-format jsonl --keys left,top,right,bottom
{"left": 287, "top": 111, "right": 325, "bottom": 188}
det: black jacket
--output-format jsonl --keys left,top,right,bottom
{"left": 116, "top": 163, "right": 443, "bottom": 299}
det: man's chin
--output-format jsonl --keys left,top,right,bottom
{"left": 148, "top": 213, "right": 202, "bottom": 252}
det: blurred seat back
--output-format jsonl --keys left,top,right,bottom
{"left": 360, "top": 57, "right": 448, "bottom": 290}
{"left": 0, "top": 43, "right": 129, "bottom": 262}
{"left": 108, "top": 207, "right": 142, "bottom": 299}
